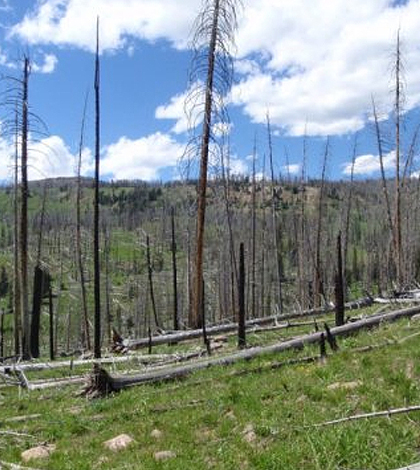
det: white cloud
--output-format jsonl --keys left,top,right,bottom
{"left": 231, "top": 0, "right": 420, "bottom": 136}
{"left": 0, "top": 136, "right": 14, "bottom": 181}
{"left": 228, "top": 156, "right": 248, "bottom": 176}
{"left": 342, "top": 150, "right": 396, "bottom": 176}
{"left": 283, "top": 164, "right": 300, "bottom": 176}
{"left": 0, "top": 46, "right": 17, "bottom": 69}
{"left": 0, "top": 134, "right": 92, "bottom": 181}
{"left": 9, "top": 0, "right": 420, "bottom": 140}
{"left": 28, "top": 135, "right": 92, "bottom": 180}
{"left": 10, "top": 0, "right": 198, "bottom": 52}
{"left": 32, "top": 53, "right": 58, "bottom": 74}
{"left": 155, "top": 88, "right": 191, "bottom": 134}
{"left": 0, "top": 132, "right": 184, "bottom": 182}
{"left": 101, "top": 132, "right": 184, "bottom": 180}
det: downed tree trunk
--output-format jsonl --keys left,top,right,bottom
{"left": 0, "top": 353, "right": 171, "bottom": 375}
{"left": 126, "top": 296, "right": 374, "bottom": 350}
{"left": 83, "top": 304, "right": 420, "bottom": 396}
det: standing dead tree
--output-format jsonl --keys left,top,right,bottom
{"left": 13, "top": 106, "right": 21, "bottom": 357}
{"left": 184, "top": 0, "right": 240, "bottom": 328}
{"left": 267, "top": 113, "right": 283, "bottom": 313}
{"left": 76, "top": 93, "right": 91, "bottom": 351}
{"left": 313, "top": 139, "right": 329, "bottom": 308}
{"left": 93, "top": 18, "right": 101, "bottom": 358}
{"left": 20, "top": 57, "right": 30, "bottom": 359}
{"left": 393, "top": 30, "right": 403, "bottom": 289}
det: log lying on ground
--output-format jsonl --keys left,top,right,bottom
{"left": 126, "top": 297, "right": 374, "bottom": 351}
{"left": 83, "top": 304, "right": 420, "bottom": 396}
{"left": 0, "top": 353, "right": 172, "bottom": 375}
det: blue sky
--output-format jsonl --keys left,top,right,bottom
{"left": 0, "top": 0, "right": 419, "bottom": 182}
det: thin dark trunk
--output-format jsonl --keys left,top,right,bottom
{"left": 0, "top": 309, "right": 4, "bottom": 358}
{"left": 251, "top": 137, "right": 257, "bottom": 319}
{"left": 76, "top": 93, "right": 91, "bottom": 351}
{"left": 13, "top": 106, "right": 21, "bottom": 357}
{"left": 267, "top": 113, "right": 283, "bottom": 313}
{"left": 372, "top": 96, "right": 394, "bottom": 260}
{"left": 394, "top": 30, "right": 402, "bottom": 288}
{"left": 20, "top": 57, "right": 30, "bottom": 359}
{"left": 171, "top": 208, "right": 179, "bottom": 330}
{"left": 260, "top": 152, "right": 267, "bottom": 316}
{"left": 30, "top": 266, "right": 44, "bottom": 358}
{"left": 30, "top": 183, "right": 48, "bottom": 358}
{"left": 104, "top": 230, "right": 112, "bottom": 346}
{"left": 49, "top": 285, "right": 54, "bottom": 361}
{"left": 335, "top": 233, "right": 345, "bottom": 326}
{"left": 93, "top": 18, "right": 101, "bottom": 359}
{"left": 343, "top": 137, "right": 357, "bottom": 300}
{"left": 147, "top": 235, "right": 160, "bottom": 329}
{"left": 238, "top": 243, "right": 246, "bottom": 348}
{"left": 298, "top": 131, "right": 307, "bottom": 309}
{"left": 314, "top": 139, "right": 329, "bottom": 308}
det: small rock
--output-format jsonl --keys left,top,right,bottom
{"left": 243, "top": 424, "right": 257, "bottom": 444}
{"left": 225, "top": 410, "right": 236, "bottom": 420}
{"left": 151, "top": 429, "right": 163, "bottom": 439}
{"left": 21, "top": 444, "right": 56, "bottom": 462}
{"left": 327, "top": 380, "right": 361, "bottom": 391}
{"left": 406, "top": 361, "right": 415, "bottom": 379}
{"left": 103, "top": 434, "right": 134, "bottom": 452}
{"left": 154, "top": 450, "right": 177, "bottom": 461}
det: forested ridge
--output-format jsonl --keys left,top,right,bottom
{"left": 1, "top": 175, "right": 418, "bottom": 359}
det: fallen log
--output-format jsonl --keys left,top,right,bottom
{"left": 126, "top": 297, "right": 374, "bottom": 351}
{"left": 25, "top": 376, "right": 86, "bottom": 391}
{"left": 83, "top": 304, "right": 420, "bottom": 396}
{"left": 0, "top": 353, "right": 172, "bottom": 375}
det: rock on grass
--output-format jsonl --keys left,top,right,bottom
{"left": 21, "top": 444, "right": 56, "bottom": 462}
{"left": 154, "top": 450, "right": 177, "bottom": 461}
{"left": 103, "top": 434, "right": 134, "bottom": 452}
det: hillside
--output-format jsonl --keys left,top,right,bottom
{"left": 1, "top": 176, "right": 419, "bottom": 359}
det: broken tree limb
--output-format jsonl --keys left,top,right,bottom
{"left": 83, "top": 304, "right": 420, "bottom": 396}
{"left": 0, "top": 430, "right": 35, "bottom": 438}
{"left": 307, "top": 405, "right": 420, "bottom": 428}
{"left": 1, "top": 414, "right": 41, "bottom": 424}
{"left": 0, "top": 462, "right": 42, "bottom": 470}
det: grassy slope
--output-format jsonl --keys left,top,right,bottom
{"left": 1, "top": 312, "right": 420, "bottom": 469}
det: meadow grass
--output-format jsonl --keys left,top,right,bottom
{"left": 1, "top": 315, "right": 420, "bottom": 469}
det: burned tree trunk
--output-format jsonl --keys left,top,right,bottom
{"left": 146, "top": 235, "right": 160, "bottom": 329}
{"left": 30, "top": 265, "right": 50, "bottom": 358}
{"left": 93, "top": 18, "right": 101, "bottom": 359}
{"left": 20, "top": 57, "right": 30, "bottom": 359}
{"left": 335, "top": 233, "right": 345, "bottom": 327}
{"left": 238, "top": 242, "right": 246, "bottom": 348}
{"left": 171, "top": 208, "right": 179, "bottom": 330}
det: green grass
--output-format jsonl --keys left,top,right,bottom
{"left": 2, "top": 316, "right": 420, "bottom": 469}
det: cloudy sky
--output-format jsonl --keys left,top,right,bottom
{"left": 0, "top": 0, "right": 419, "bottom": 182}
